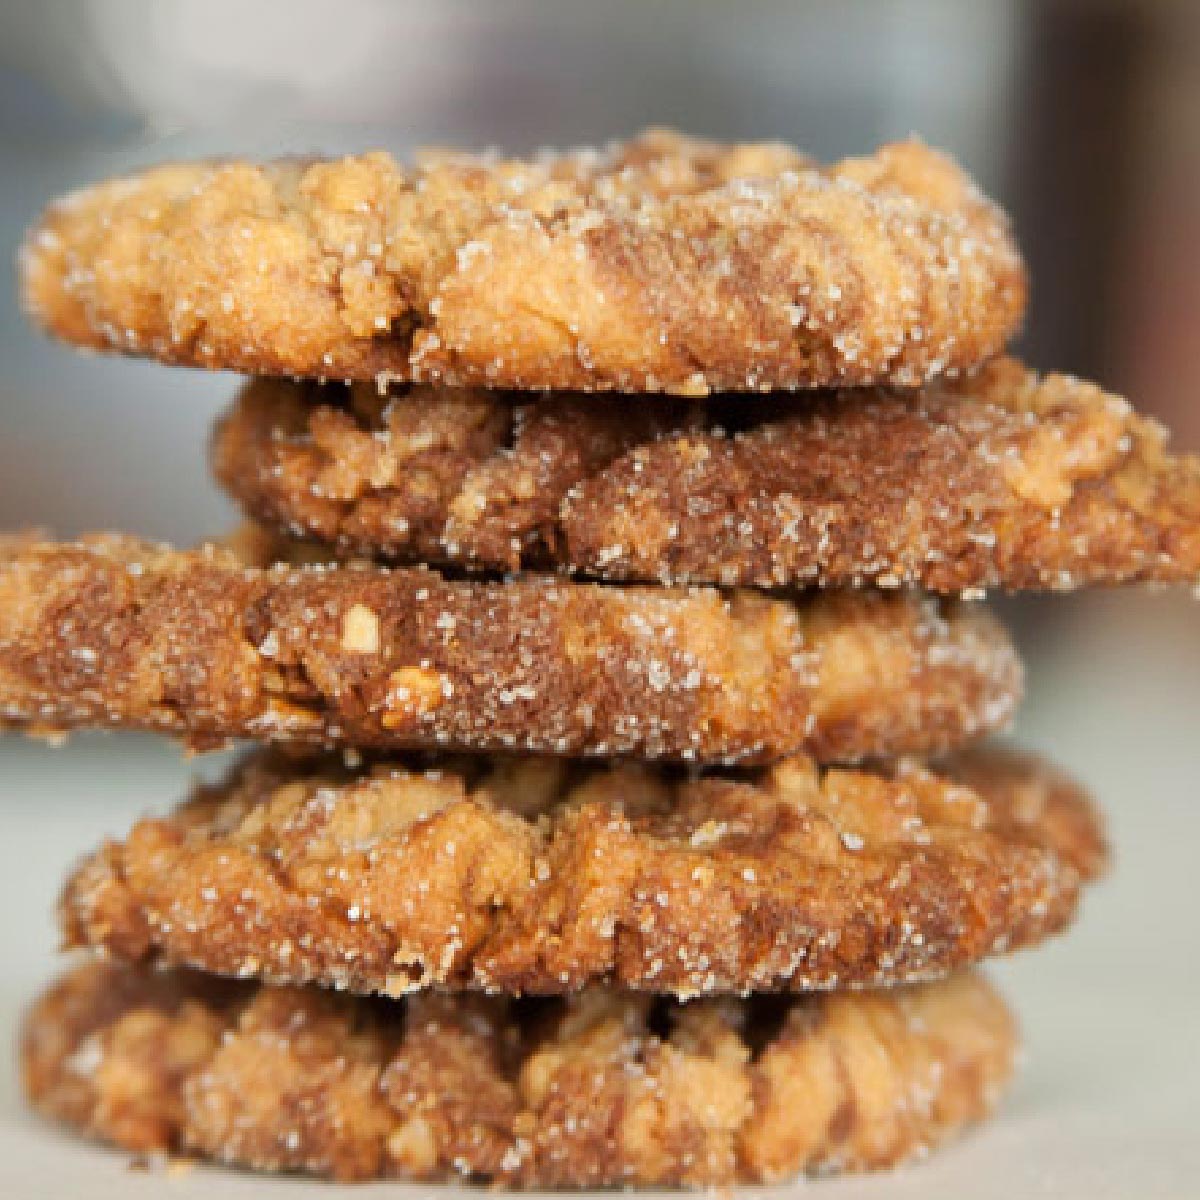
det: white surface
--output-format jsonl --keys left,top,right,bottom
{"left": 1, "top": 591, "right": 1198, "bottom": 1199}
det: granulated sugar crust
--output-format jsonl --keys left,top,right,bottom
{"left": 59, "top": 745, "right": 1104, "bottom": 997}
{"left": 23, "top": 960, "right": 1016, "bottom": 1186}
{"left": 215, "top": 357, "right": 1200, "bottom": 591}
{"left": 21, "top": 129, "right": 1025, "bottom": 393}
{"left": 0, "top": 534, "right": 1021, "bottom": 763}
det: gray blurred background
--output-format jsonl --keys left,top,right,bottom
{"left": 0, "top": 5, "right": 1198, "bottom": 1193}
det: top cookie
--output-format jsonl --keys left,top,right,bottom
{"left": 21, "top": 129, "right": 1025, "bottom": 393}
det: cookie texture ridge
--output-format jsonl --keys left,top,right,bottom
{"left": 59, "top": 746, "right": 1104, "bottom": 997}
{"left": 22, "top": 960, "right": 1016, "bottom": 1185}
{"left": 215, "top": 357, "right": 1200, "bottom": 591}
{"left": 0, "top": 534, "right": 1021, "bottom": 763}
{"left": 21, "top": 129, "right": 1025, "bottom": 393}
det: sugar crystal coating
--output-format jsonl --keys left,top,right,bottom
{"left": 59, "top": 744, "right": 1104, "bottom": 997}
{"left": 21, "top": 129, "right": 1025, "bottom": 393}
{"left": 0, "top": 532, "right": 1022, "bottom": 763}
{"left": 214, "top": 357, "right": 1200, "bottom": 592}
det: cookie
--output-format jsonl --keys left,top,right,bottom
{"left": 215, "top": 357, "right": 1200, "bottom": 591}
{"left": 21, "top": 129, "right": 1025, "bottom": 393}
{"left": 0, "top": 534, "right": 1020, "bottom": 763}
{"left": 59, "top": 745, "right": 1103, "bottom": 997}
{"left": 23, "top": 960, "right": 1016, "bottom": 1185}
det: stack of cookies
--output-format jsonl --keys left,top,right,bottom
{"left": 8, "top": 130, "right": 1198, "bottom": 1187}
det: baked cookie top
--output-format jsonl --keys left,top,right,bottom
{"left": 0, "top": 533, "right": 1021, "bottom": 764}
{"left": 59, "top": 745, "right": 1104, "bottom": 998}
{"left": 215, "top": 357, "right": 1200, "bottom": 592}
{"left": 23, "top": 960, "right": 1015, "bottom": 1186}
{"left": 21, "top": 129, "right": 1025, "bottom": 393}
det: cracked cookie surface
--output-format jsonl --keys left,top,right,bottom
{"left": 59, "top": 745, "right": 1104, "bottom": 997}
{"left": 23, "top": 960, "right": 1016, "bottom": 1186}
{"left": 22, "top": 129, "right": 1024, "bottom": 393}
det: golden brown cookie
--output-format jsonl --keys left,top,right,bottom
{"left": 0, "top": 534, "right": 1021, "bottom": 763}
{"left": 21, "top": 129, "right": 1025, "bottom": 393}
{"left": 23, "top": 960, "right": 1017, "bottom": 1185}
{"left": 215, "top": 357, "right": 1200, "bottom": 591}
{"left": 59, "top": 745, "right": 1103, "bottom": 997}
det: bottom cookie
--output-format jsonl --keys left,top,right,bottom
{"left": 23, "top": 960, "right": 1015, "bottom": 1188}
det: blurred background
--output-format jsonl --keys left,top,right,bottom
{"left": 0, "top": 4, "right": 1198, "bottom": 1194}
